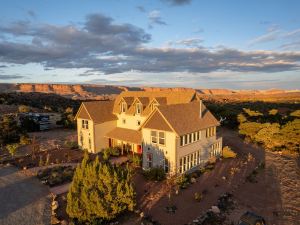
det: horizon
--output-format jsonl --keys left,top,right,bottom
{"left": 0, "top": 0, "right": 300, "bottom": 89}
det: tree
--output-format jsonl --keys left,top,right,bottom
{"left": 0, "top": 114, "right": 21, "bottom": 147}
{"left": 67, "top": 153, "right": 136, "bottom": 222}
{"left": 290, "top": 110, "right": 300, "bottom": 118}
{"left": 243, "top": 108, "right": 263, "bottom": 117}
{"left": 277, "top": 119, "right": 300, "bottom": 153}
{"left": 269, "top": 109, "right": 278, "bottom": 116}
{"left": 239, "top": 122, "right": 264, "bottom": 140}
{"left": 6, "top": 143, "right": 19, "bottom": 157}
{"left": 254, "top": 123, "right": 281, "bottom": 150}
{"left": 237, "top": 113, "right": 247, "bottom": 123}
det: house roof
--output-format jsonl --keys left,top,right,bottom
{"left": 113, "top": 90, "right": 197, "bottom": 114}
{"left": 105, "top": 127, "right": 142, "bottom": 144}
{"left": 76, "top": 101, "right": 117, "bottom": 124}
{"left": 145, "top": 101, "right": 220, "bottom": 135}
{"left": 142, "top": 110, "right": 173, "bottom": 132}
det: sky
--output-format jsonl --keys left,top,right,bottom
{"left": 0, "top": 0, "right": 300, "bottom": 89}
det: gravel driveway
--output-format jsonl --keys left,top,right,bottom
{"left": 0, "top": 165, "right": 51, "bottom": 225}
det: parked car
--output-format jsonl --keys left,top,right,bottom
{"left": 238, "top": 211, "right": 266, "bottom": 225}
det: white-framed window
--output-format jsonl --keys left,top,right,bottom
{"left": 151, "top": 130, "right": 157, "bottom": 144}
{"left": 159, "top": 132, "right": 165, "bottom": 145}
{"left": 122, "top": 119, "right": 126, "bottom": 124}
{"left": 121, "top": 102, "right": 127, "bottom": 113}
{"left": 82, "top": 120, "right": 88, "bottom": 129}
{"left": 180, "top": 136, "right": 184, "bottom": 146}
{"left": 136, "top": 103, "right": 142, "bottom": 114}
{"left": 147, "top": 153, "right": 153, "bottom": 168}
{"left": 80, "top": 132, "right": 83, "bottom": 145}
{"left": 88, "top": 137, "right": 91, "bottom": 150}
{"left": 137, "top": 120, "right": 141, "bottom": 126}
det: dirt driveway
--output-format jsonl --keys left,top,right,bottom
{"left": 0, "top": 165, "right": 51, "bottom": 225}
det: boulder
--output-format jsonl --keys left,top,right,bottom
{"left": 211, "top": 206, "right": 220, "bottom": 214}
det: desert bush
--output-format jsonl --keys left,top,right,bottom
{"left": 128, "top": 154, "right": 142, "bottom": 167}
{"left": 19, "top": 135, "right": 31, "bottom": 145}
{"left": 64, "top": 141, "right": 78, "bottom": 149}
{"left": 6, "top": 143, "right": 19, "bottom": 157}
{"left": 37, "top": 166, "right": 75, "bottom": 187}
{"left": 102, "top": 148, "right": 111, "bottom": 161}
{"left": 177, "top": 174, "right": 190, "bottom": 189}
{"left": 194, "top": 192, "right": 202, "bottom": 202}
{"left": 143, "top": 167, "right": 166, "bottom": 181}
{"left": 222, "top": 146, "right": 237, "bottom": 159}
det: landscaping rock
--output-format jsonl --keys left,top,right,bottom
{"left": 211, "top": 206, "right": 220, "bottom": 214}
{"left": 190, "top": 177, "right": 197, "bottom": 183}
{"left": 51, "top": 200, "right": 59, "bottom": 211}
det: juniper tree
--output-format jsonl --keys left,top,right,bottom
{"left": 67, "top": 153, "right": 135, "bottom": 222}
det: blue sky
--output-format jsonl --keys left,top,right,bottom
{"left": 0, "top": 0, "right": 300, "bottom": 89}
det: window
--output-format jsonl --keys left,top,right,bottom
{"left": 82, "top": 120, "right": 88, "bottom": 129}
{"left": 80, "top": 132, "right": 83, "bottom": 145}
{"left": 159, "top": 132, "right": 165, "bottom": 145}
{"left": 179, "top": 158, "right": 183, "bottom": 173}
{"left": 164, "top": 158, "right": 169, "bottom": 173}
{"left": 137, "top": 120, "right": 141, "bottom": 126}
{"left": 147, "top": 153, "right": 153, "bottom": 168}
{"left": 122, "top": 119, "right": 126, "bottom": 124}
{"left": 136, "top": 103, "right": 142, "bottom": 114}
{"left": 121, "top": 102, "right": 127, "bottom": 113}
{"left": 180, "top": 136, "right": 183, "bottom": 146}
{"left": 193, "top": 132, "right": 196, "bottom": 142}
{"left": 151, "top": 130, "right": 157, "bottom": 144}
{"left": 189, "top": 134, "right": 192, "bottom": 143}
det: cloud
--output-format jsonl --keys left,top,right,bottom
{"left": 0, "top": 74, "right": 24, "bottom": 80}
{"left": 169, "top": 38, "right": 203, "bottom": 47}
{"left": 0, "top": 15, "right": 300, "bottom": 75}
{"left": 249, "top": 27, "right": 281, "bottom": 45}
{"left": 161, "top": 0, "right": 192, "bottom": 6}
{"left": 148, "top": 10, "right": 167, "bottom": 28}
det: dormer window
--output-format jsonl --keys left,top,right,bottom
{"left": 136, "top": 103, "right": 142, "bottom": 114}
{"left": 120, "top": 102, "right": 127, "bottom": 113}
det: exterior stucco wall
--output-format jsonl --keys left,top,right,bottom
{"left": 142, "top": 128, "right": 177, "bottom": 173}
{"left": 117, "top": 113, "right": 146, "bottom": 130}
{"left": 94, "top": 120, "right": 117, "bottom": 153}
{"left": 77, "top": 118, "right": 116, "bottom": 153}
{"left": 77, "top": 118, "right": 94, "bottom": 152}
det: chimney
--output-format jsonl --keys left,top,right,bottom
{"left": 199, "top": 100, "right": 203, "bottom": 118}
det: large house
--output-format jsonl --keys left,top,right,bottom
{"left": 75, "top": 90, "right": 222, "bottom": 174}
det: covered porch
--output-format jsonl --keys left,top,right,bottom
{"left": 105, "top": 127, "right": 142, "bottom": 155}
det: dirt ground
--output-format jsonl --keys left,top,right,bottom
{"left": 121, "top": 127, "right": 300, "bottom": 225}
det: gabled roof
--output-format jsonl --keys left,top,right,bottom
{"left": 105, "top": 127, "right": 142, "bottom": 144}
{"left": 122, "top": 97, "right": 134, "bottom": 106}
{"left": 75, "top": 101, "right": 117, "bottom": 124}
{"left": 158, "top": 101, "right": 220, "bottom": 135}
{"left": 113, "top": 89, "right": 197, "bottom": 114}
{"left": 142, "top": 101, "right": 220, "bottom": 135}
{"left": 142, "top": 110, "right": 173, "bottom": 132}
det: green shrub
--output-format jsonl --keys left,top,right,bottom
{"left": 6, "top": 143, "right": 19, "bottom": 157}
{"left": 177, "top": 174, "right": 190, "bottom": 189}
{"left": 128, "top": 154, "right": 142, "bottom": 167}
{"left": 143, "top": 167, "right": 166, "bottom": 181}
{"left": 64, "top": 141, "right": 78, "bottom": 149}
{"left": 19, "top": 135, "right": 31, "bottom": 145}
{"left": 110, "top": 147, "right": 120, "bottom": 156}
{"left": 222, "top": 146, "right": 237, "bottom": 159}
{"left": 102, "top": 148, "right": 111, "bottom": 161}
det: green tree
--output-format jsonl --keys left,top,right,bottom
{"left": 243, "top": 108, "right": 263, "bottom": 117}
{"left": 0, "top": 115, "right": 21, "bottom": 146}
{"left": 254, "top": 123, "right": 281, "bottom": 150}
{"left": 277, "top": 119, "right": 300, "bottom": 152}
{"left": 6, "top": 143, "right": 19, "bottom": 157}
{"left": 237, "top": 113, "right": 247, "bottom": 123}
{"left": 239, "top": 122, "right": 264, "bottom": 140}
{"left": 67, "top": 153, "right": 135, "bottom": 222}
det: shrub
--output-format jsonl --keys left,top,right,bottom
{"left": 143, "top": 167, "right": 166, "bottom": 181}
{"left": 128, "top": 154, "right": 142, "bottom": 167}
{"left": 19, "top": 135, "right": 31, "bottom": 145}
{"left": 102, "top": 148, "right": 111, "bottom": 161}
{"left": 194, "top": 192, "right": 202, "bottom": 202}
{"left": 64, "top": 141, "right": 78, "bottom": 149}
{"left": 110, "top": 147, "right": 120, "bottom": 156}
{"left": 177, "top": 174, "right": 190, "bottom": 189}
{"left": 222, "top": 146, "right": 237, "bottom": 159}
{"left": 6, "top": 143, "right": 19, "bottom": 157}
